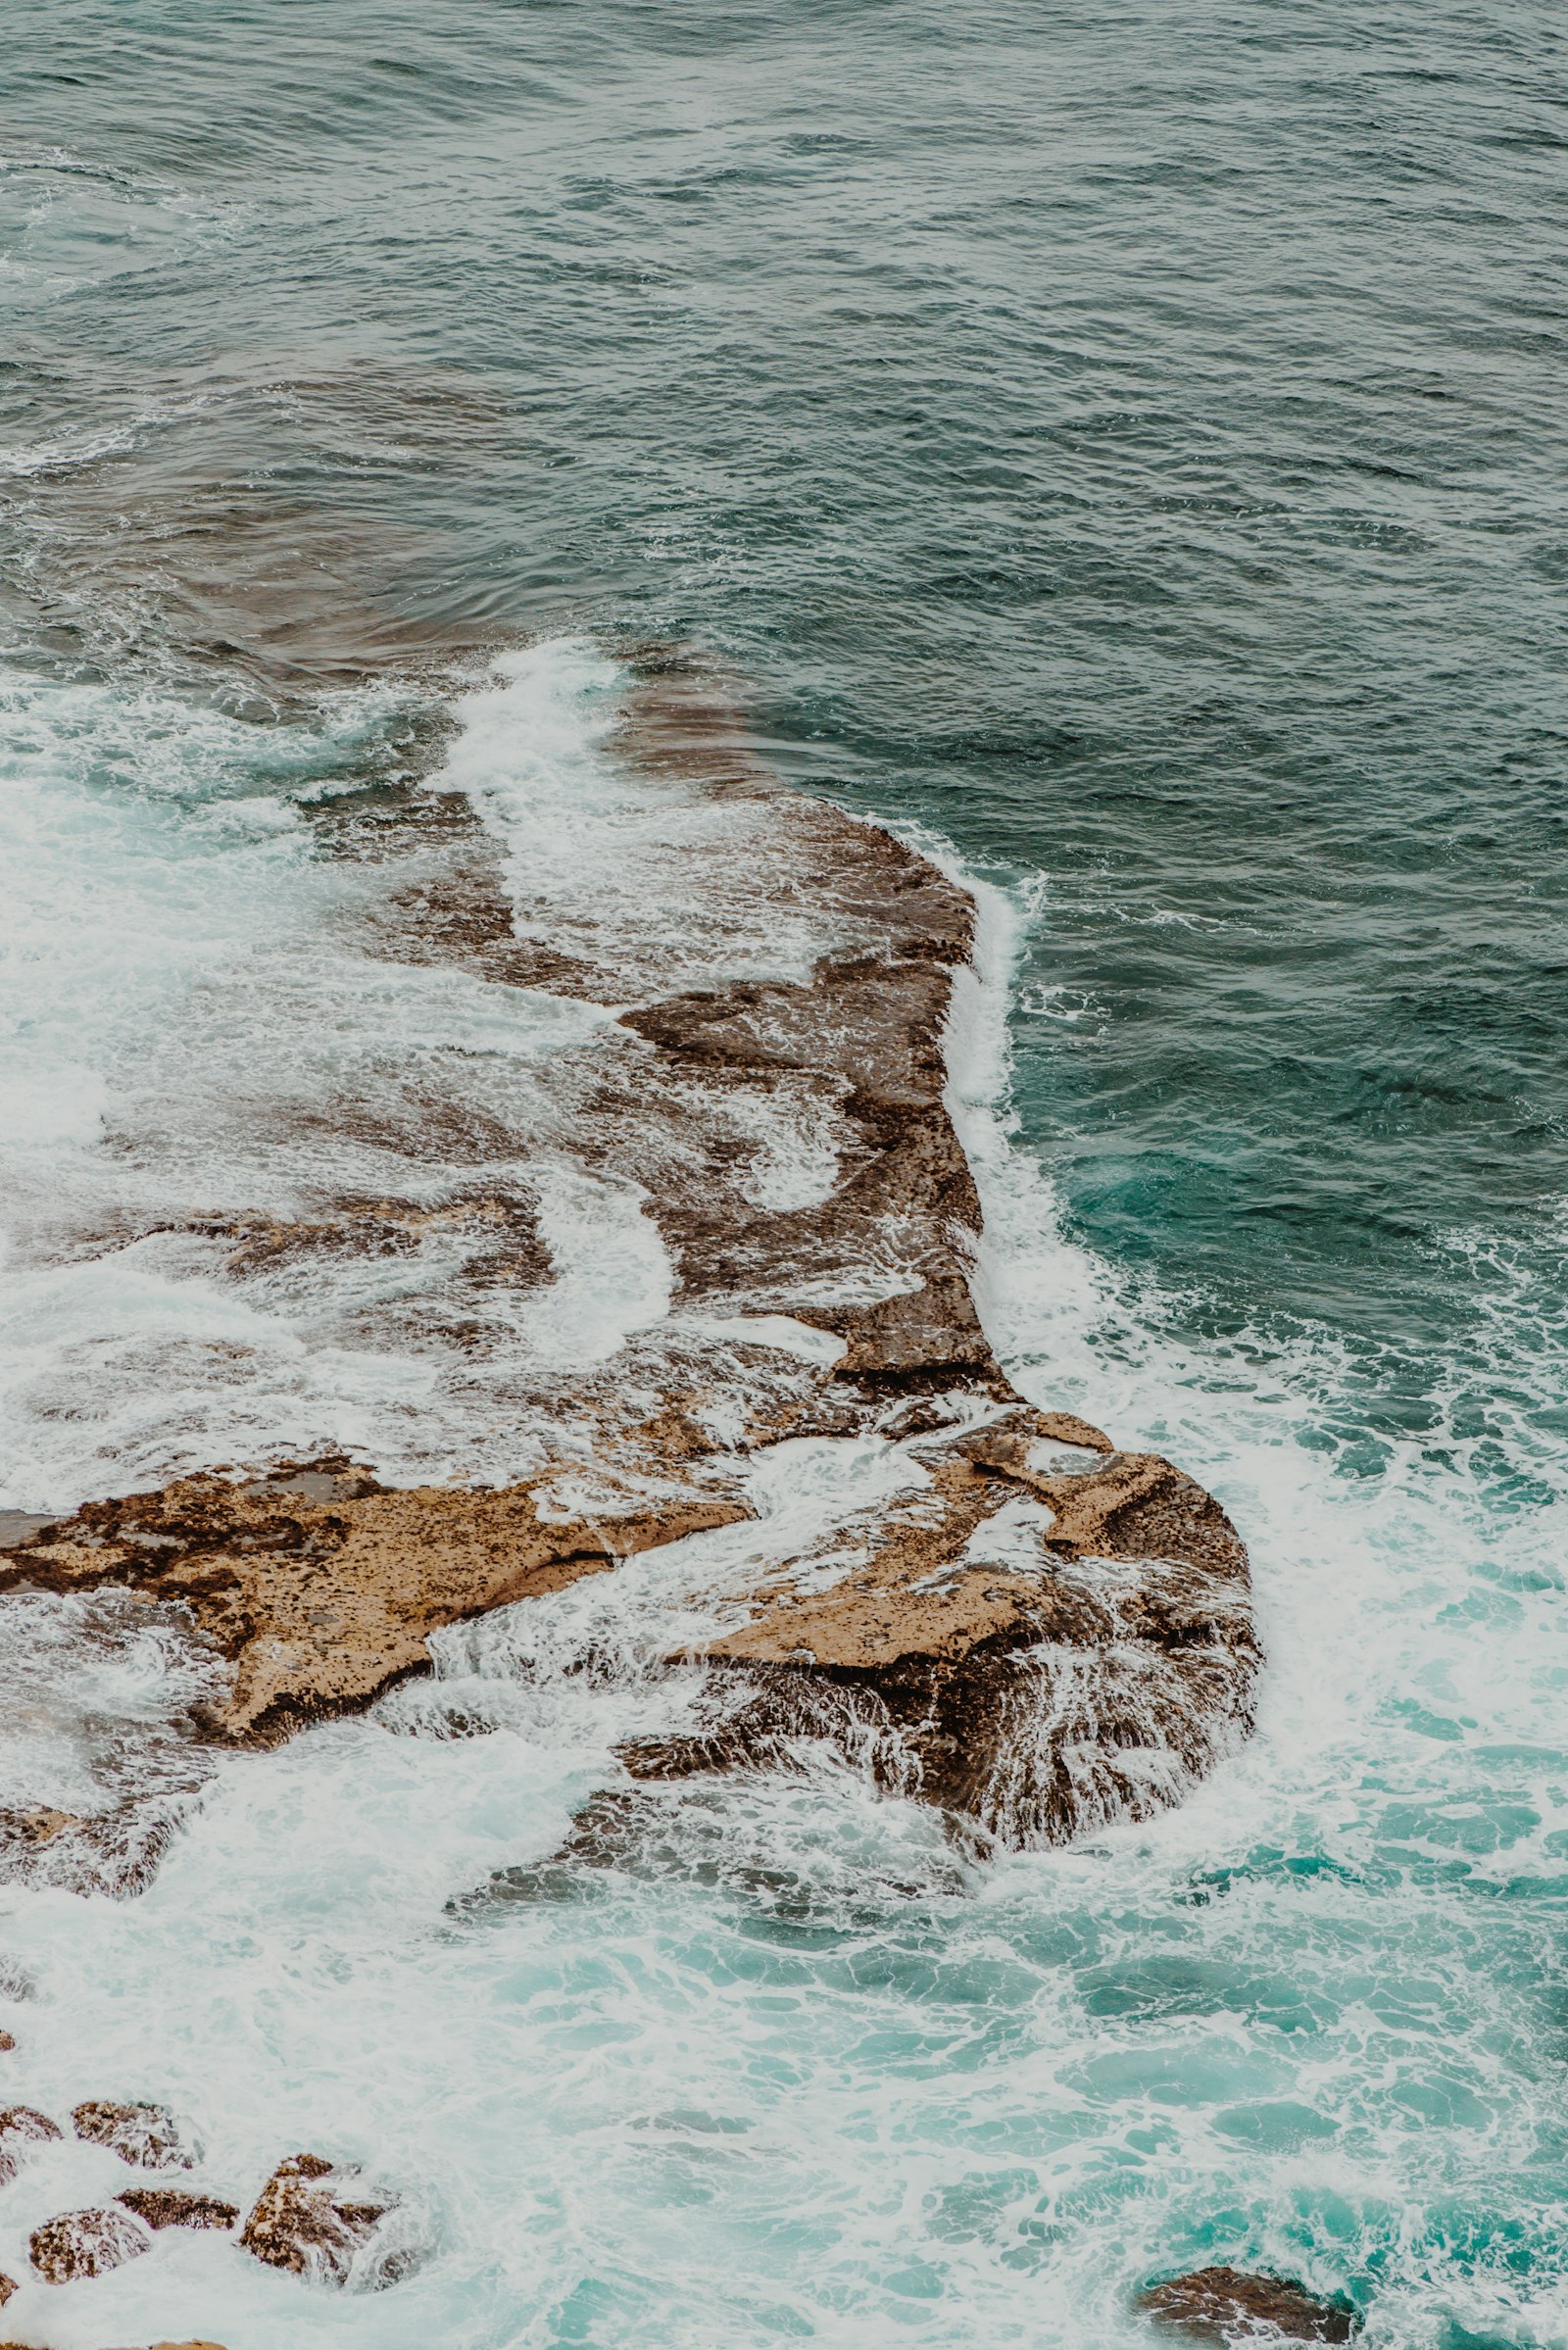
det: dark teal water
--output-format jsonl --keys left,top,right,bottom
{"left": 3, "top": 6, "right": 1568, "bottom": 2346}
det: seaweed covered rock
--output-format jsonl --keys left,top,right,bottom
{"left": 29, "top": 2204, "right": 152, "bottom": 2283}
{"left": 74, "top": 2098, "right": 197, "bottom": 2168}
{"left": 239, "top": 2153, "right": 395, "bottom": 2285}
{"left": 1139, "top": 2267, "right": 1358, "bottom": 2343}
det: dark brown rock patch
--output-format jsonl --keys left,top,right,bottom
{"left": 119, "top": 2187, "right": 239, "bottom": 2231}
{"left": 29, "top": 2204, "right": 152, "bottom": 2283}
{"left": 1139, "top": 2267, "right": 1358, "bottom": 2343}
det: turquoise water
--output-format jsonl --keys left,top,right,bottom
{"left": 2, "top": 3, "right": 1567, "bottom": 2344}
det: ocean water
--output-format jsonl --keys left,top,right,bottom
{"left": 2, "top": 4, "right": 1567, "bottom": 2346}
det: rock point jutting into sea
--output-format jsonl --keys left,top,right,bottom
{"left": 0, "top": 652, "right": 1257, "bottom": 1877}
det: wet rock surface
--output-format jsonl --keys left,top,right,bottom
{"left": 0, "top": 1474, "right": 747, "bottom": 1748}
{"left": 74, "top": 2099, "right": 197, "bottom": 2169}
{"left": 0, "top": 652, "right": 1256, "bottom": 1852}
{"left": 0, "top": 2105, "right": 62, "bottom": 2183}
{"left": 29, "top": 2203, "right": 153, "bottom": 2282}
{"left": 118, "top": 2187, "right": 239, "bottom": 2230}
{"left": 1139, "top": 2267, "right": 1358, "bottom": 2343}
{"left": 239, "top": 2152, "right": 398, "bottom": 2285}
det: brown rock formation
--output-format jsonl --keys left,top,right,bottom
{"left": 74, "top": 2100, "right": 196, "bottom": 2169}
{"left": 1139, "top": 2268, "right": 1358, "bottom": 2343}
{"left": 625, "top": 1418, "right": 1256, "bottom": 1842}
{"left": 29, "top": 2205, "right": 152, "bottom": 2283}
{"left": 1, "top": 1474, "right": 747, "bottom": 1747}
{"left": 0, "top": 648, "right": 1256, "bottom": 1854}
{"left": 238, "top": 2153, "right": 395, "bottom": 2286}
{"left": 118, "top": 2188, "right": 239, "bottom": 2231}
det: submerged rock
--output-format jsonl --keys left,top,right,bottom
{"left": 0, "top": 2104, "right": 62, "bottom": 2183}
{"left": 74, "top": 2098, "right": 197, "bottom": 2168}
{"left": 1139, "top": 2267, "right": 1358, "bottom": 2343}
{"left": 29, "top": 2204, "right": 152, "bottom": 2282}
{"left": 0, "top": 1806, "right": 76, "bottom": 1849}
{"left": 239, "top": 2153, "right": 397, "bottom": 2285}
{"left": 119, "top": 2186, "right": 238, "bottom": 2230}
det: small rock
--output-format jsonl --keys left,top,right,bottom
{"left": 0, "top": 2032, "right": 15, "bottom": 2052}
{"left": 29, "top": 2204, "right": 153, "bottom": 2283}
{"left": 0, "top": 2102, "right": 63, "bottom": 2183}
{"left": 73, "top": 2098, "right": 197, "bottom": 2168}
{"left": 0, "top": 2270, "right": 15, "bottom": 2304}
{"left": 119, "top": 2186, "right": 239, "bottom": 2231}
{"left": 0, "top": 1805, "right": 77, "bottom": 1848}
{"left": 239, "top": 2152, "right": 391, "bottom": 2284}
{"left": 1139, "top": 2267, "right": 1357, "bottom": 2343}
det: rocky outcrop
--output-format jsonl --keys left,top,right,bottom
{"left": 624, "top": 1416, "right": 1256, "bottom": 1842}
{"left": 1139, "top": 2268, "right": 1358, "bottom": 2343}
{"left": 0, "top": 650, "right": 1256, "bottom": 1855}
{"left": 74, "top": 2099, "right": 196, "bottom": 2169}
{"left": 29, "top": 2204, "right": 152, "bottom": 2282}
{"left": 239, "top": 2152, "right": 399, "bottom": 2286}
{"left": 118, "top": 2187, "right": 239, "bottom": 2231}
{"left": 1, "top": 1475, "right": 747, "bottom": 1748}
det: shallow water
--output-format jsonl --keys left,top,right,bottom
{"left": 2, "top": 3, "right": 1567, "bottom": 2345}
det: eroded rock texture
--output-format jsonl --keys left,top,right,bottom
{"left": 119, "top": 2187, "right": 239, "bottom": 2231}
{"left": 0, "top": 650, "right": 1256, "bottom": 1855}
{"left": 239, "top": 2153, "right": 399, "bottom": 2287}
{"left": 74, "top": 2099, "right": 197, "bottom": 2169}
{"left": 1139, "top": 2267, "right": 1358, "bottom": 2343}
{"left": 2, "top": 1473, "right": 746, "bottom": 1747}
{"left": 29, "top": 2204, "right": 152, "bottom": 2283}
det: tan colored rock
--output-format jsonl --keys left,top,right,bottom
{"left": 119, "top": 2186, "right": 237, "bottom": 2230}
{"left": 0, "top": 1807, "right": 76, "bottom": 1849}
{"left": 239, "top": 2153, "right": 392, "bottom": 2284}
{"left": 0, "top": 2271, "right": 14, "bottom": 2305}
{"left": 3, "top": 1477, "right": 749, "bottom": 1748}
{"left": 74, "top": 2098, "right": 196, "bottom": 2169}
{"left": 0, "top": 2032, "right": 14, "bottom": 2053}
{"left": 29, "top": 2204, "right": 152, "bottom": 2282}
